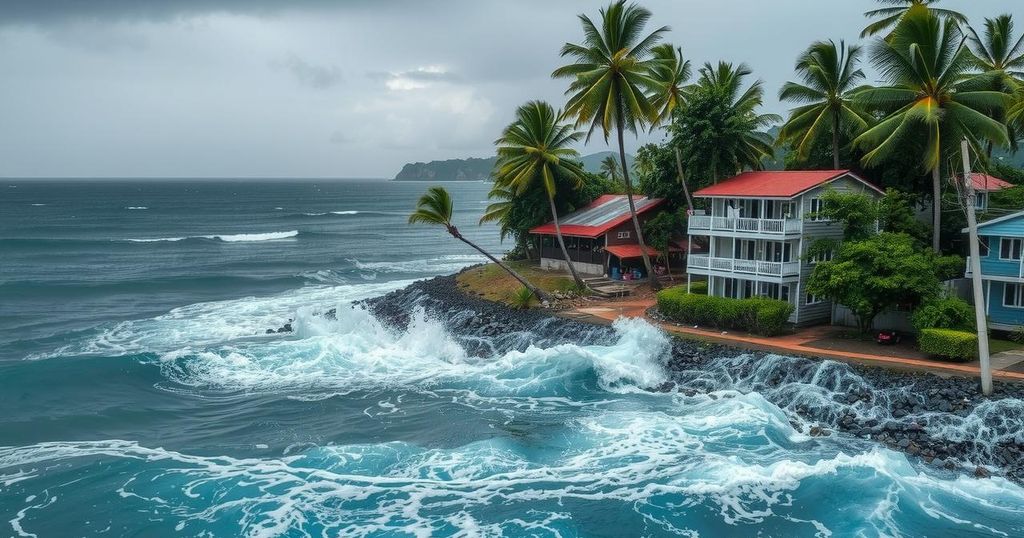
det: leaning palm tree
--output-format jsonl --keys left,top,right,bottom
{"left": 552, "top": 0, "right": 667, "bottom": 288}
{"left": 853, "top": 5, "right": 1010, "bottom": 252}
{"left": 778, "top": 40, "right": 872, "bottom": 169}
{"left": 861, "top": 0, "right": 967, "bottom": 38}
{"left": 968, "top": 14, "right": 1024, "bottom": 155}
{"left": 410, "top": 186, "right": 547, "bottom": 300}
{"left": 494, "top": 101, "right": 588, "bottom": 288}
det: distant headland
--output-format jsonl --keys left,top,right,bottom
{"left": 393, "top": 151, "right": 635, "bottom": 181}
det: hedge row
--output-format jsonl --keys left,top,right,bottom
{"left": 687, "top": 281, "right": 708, "bottom": 295}
{"left": 656, "top": 286, "right": 794, "bottom": 336}
{"left": 918, "top": 328, "right": 978, "bottom": 362}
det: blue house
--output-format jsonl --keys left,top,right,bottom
{"left": 966, "top": 210, "right": 1024, "bottom": 331}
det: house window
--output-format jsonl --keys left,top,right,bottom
{"left": 617, "top": 231, "right": 631, "bottom": 240}
{"left": 1004, "top": 284, "right": 1024, "bottom": 308}
{"left": 975, "top": 192, "right": 988, "bottom": 210}
{"left": 979, "top": 237, "right": 990, "bottom": 257}
{"left": 806, "top": 293, "right": 824, "bottom": 305}
{"left": 1000, "top": 238, "right": 1023, "bottom": 260}
{"left": 810, "top": 250, "right": 834, "bottom": 264}
{"left": 808, "top": 198, "right": 828, "bottom": 221}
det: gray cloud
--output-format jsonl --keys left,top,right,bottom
{"left": 274, "top": 54, "right": 342, "bottom": 89}
{"left": 0, "top": 0, "right": 1016, "bottom": 178}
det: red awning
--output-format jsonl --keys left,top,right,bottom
{"left": 605, "top": 244, "right": 662, "bottom": 259}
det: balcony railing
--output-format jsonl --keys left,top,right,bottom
{"left": 688, "top": 215, "right": 802, "bottom": 235}
{"left": 689, "top": 255, "right": 801, "bottom": 277}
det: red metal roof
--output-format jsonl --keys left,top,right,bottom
{"left": 530, "top": 195, "right": 665, "bottom": 238}
{"left": 605, "top": 244, "right": 661, "bottom": 259}
{"left": 692, "top": 170, "right": 883, "bottom": 198}
{"left": 970, "top": 174, "right": 1014, "bottom": 192}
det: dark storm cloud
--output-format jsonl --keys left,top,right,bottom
{"left": 1, "top": 0, "right": 376, "bottom": 25}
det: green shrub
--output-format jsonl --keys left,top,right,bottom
{"left": 656, "top": 290, "right": 794, "bottom": 336}
{"left": 918, "top": 328, "right": 978, "bottom": 362}
{"left": 911, "top": 296, "right": 975, "bottom": 332}
{"left": 510, "top": 287, "right": 533, "bottom": 310}
{"left": 688, "top": 281, "right": 708, "bottom": 295}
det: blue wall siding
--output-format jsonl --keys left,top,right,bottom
{"left": 978, "top": 213, "right": 1024, "bottom": 236}
{"left": 987, "top": 281, "right": 1024, "bottom": 327}
{"left": 979, "top": 234, "right": 1024, "bottom": 279}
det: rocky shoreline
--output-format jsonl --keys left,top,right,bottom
{"left": 291, "top": 273, "right": 1024, "bottom": 484}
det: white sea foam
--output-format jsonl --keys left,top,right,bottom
{"left": 350, "top": 254, "right": 487, "bottom": 275}
{"left": 125, "top": 206, "right": 148, "bottom": 210}
{"left": 4, "top": 401, "right": 1023, "bottom": 537}
{"left": 30, "top": 203, "right": 46, "bottom": 207}
{"left": 29, "top": 280, "right": 415, "bottom": 360}
{"left": 123, "top": 230, "right": 298, "bottom": 243}
{"left": 156, "top": 309, "right": 669, "bottom": 399}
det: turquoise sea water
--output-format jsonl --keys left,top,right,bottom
{"left": 1, "top": 179, "right": 1023, "bottom": 537}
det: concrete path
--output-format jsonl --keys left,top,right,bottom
{"left": 562, "top": 298, "right": 1024, "bottom": 382}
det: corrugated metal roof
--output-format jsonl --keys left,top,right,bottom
{"left": 529, "top": 194, "right": 666, "bottom": 238}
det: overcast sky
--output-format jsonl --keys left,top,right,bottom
{"left": 0, "top": 0, "right": 1016, "bottom": 178}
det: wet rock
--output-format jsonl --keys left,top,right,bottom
{"left": 975, "top": 466, "right": 992, "bottom": 479}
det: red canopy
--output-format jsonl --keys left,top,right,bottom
{"left": 605, "top": 244, "right": 662, "bottom": 259}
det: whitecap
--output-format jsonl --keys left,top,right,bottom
{"left": 125, "top": 206, "right": 148, "bottom": 210}
{"left": 121, "top": 230, "right": 299, "bottom": 243}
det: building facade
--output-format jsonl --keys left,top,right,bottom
{"left": 530, "top": 194, "right": 685, "bottom": 277}
{"left": 686, "top": 170, "right": 884, "bottom": 325}
{"left": 966, "top": 209, "right": 1024, "bottom": 332}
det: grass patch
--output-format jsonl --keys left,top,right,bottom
{"left": 989, "top": 338, "right": 1024, "bottom": 355}
{"left": 456, "top": 261, "right": 578, "bottom": 307}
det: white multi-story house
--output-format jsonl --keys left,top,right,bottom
{"left": 686, "top": 170, "right": 884, "bottom": 325}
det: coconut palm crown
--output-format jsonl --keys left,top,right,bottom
{"left": 861, "top": 0, "right": 967, "bottom": 38}
{"left": 778, "top": 40, "right": 871, "bottom": 168}
{"left": 853, "top": 5, "right": 1010, "bottom": 251}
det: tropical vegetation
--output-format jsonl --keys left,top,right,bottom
{"left": 552, "top": 0, "right": 680, "bottom": 288}
{"left": 493, "top": 100, "right": 588, "bottom": 287}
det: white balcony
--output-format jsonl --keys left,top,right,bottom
{"left": 688, "top": 255, "right": 801, "bottom": 278}
{"left": 689, "top": 215, "right": 802, "bottom": 236}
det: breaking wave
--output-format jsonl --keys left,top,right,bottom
{"left": 122, "top": 230, "right": 299, "bottom": 243}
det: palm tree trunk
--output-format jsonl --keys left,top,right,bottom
{"left": 451, "top": 230, "right": 549, "bottom": 301}
{"left": 931, "top": 166, "right": 942, "bottom": 253}
{"left": 616, "top": 116, "right": 660, "bottom": 291}
{"left": 548, "top": 196, "right": 585, "bottom": 288}
{"left": 832, "top": 111, "right": 841, "bottom": 170}
{"left": 674, "top": 147, "right": 695, "bottom": 214}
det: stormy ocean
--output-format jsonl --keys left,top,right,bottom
{"left": 1, "top": 179, "right": 1023, "bottom": 537}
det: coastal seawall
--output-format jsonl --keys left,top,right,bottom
{"left": 361, "top": 273, "right": 1024, "bottom": 484}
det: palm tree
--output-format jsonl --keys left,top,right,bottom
{"left": 552, "top": 0, "right": 667, "bottom": 287}
{"left": 853, "top": 6, "right": 1010, "bottom": 252}
{"left": 494, "top": 100, "right": 588, "bottom": 288}
{"left": 599, "top": 155, "right": 622, "bottom": 184}
{"left": 861, "top": 0, "right": 967, "bottom": 38}
{"left": 968, "top": 14, "right": 1024, "bottom": 155}
{"left": 672, "top": 62, "right": 780, "bottom": 185}
{"left": 410, "top": 186, "right": 547, "bottom": 300}
{"left": 778, "top": 40, "right": 871, "bottom": 169}
{"left": 648, "top": 44, "right": 691, "bottom": 124}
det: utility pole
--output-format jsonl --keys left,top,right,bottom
{"left": 961, "top": 139, "right": 993, "bottom": 396}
